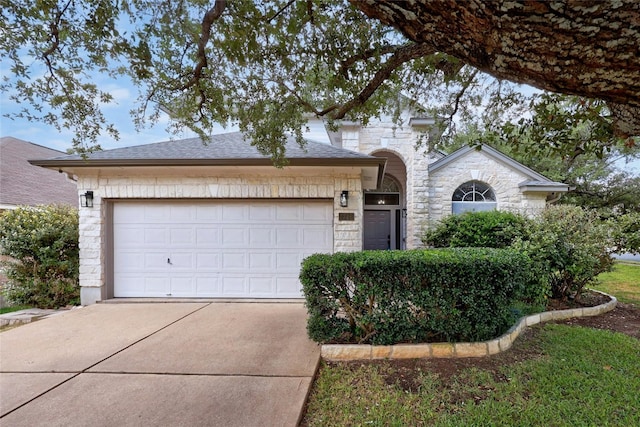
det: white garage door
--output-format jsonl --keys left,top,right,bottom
{"left": 113, "top": 200, "right": 333, "bottom": 298}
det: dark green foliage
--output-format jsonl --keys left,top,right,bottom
{"left": 512, "top": 205, "right": 614, "bottom": 301}
{"left": 301, "top": 248, "right": 536, "bottom": 345}
{"left": 608, "top": 211, "right": 640, "bottom": 255}
{"left": 422, "top": 210, "right": 531, "bottom": 248}
{"left": 0, "top": 205, "right": 80, "bottom": 308}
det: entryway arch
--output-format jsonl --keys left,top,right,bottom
{"left": 364, "top": 150, "right": 407, "bottom": 250}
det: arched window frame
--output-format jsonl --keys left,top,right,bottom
{"left": 452, "top": 181, "right": 497, "bottom": 214}
{"left": 380, "top": 175, "right": 401, "bottom": 193}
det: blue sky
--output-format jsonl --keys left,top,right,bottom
{"left": 0, "top": 71, "right": 202, "bottom": 152}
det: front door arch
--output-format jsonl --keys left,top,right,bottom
{"left": 364, "top": 151, "right": 407, "bottom": 250}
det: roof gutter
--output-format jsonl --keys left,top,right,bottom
{"left": 29, "top": 157, "right": 386, "bottom": 168}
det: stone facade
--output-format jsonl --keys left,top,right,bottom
{"left": 340, "top": 121, "right": 441, "bottom": 249}
{"left": 76, "top": 166, "right": 364, "bottom": 304}
{"left": 427, "top": 149, "right": 548, "bottom": 225}
{"left": 333, "top": 119, "right": 563, "bottom": 246}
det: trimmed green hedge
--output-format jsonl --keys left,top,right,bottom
{"left": 301, "top": 248, "right": 536, "bottom": 345}
{"left": 422, "top": 210, "right": 530, "bottom": 249}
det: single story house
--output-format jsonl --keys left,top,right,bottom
{"left": 30, "top": 119, "right": 568, "bottom": 305}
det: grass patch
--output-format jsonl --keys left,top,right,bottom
{"left": 593, "top": 261, "right": 640, "bottom": 305}
{"left": 0, "top": 305, "right": 29, "bottom": 315}
{"left": 303, "top": 325, "right": 640, "bottom": 426}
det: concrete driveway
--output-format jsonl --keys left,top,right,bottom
{"left": 0, "top": 302, "right": 320, "bottom": 426}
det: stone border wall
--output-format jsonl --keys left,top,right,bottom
{"left": 321, "top": 291, "right": 617, "bottom": 361}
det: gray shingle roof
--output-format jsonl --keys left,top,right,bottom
{"left": 37, "top": 132, "right": 378, "bottom": 164}
{"left": 0, "top": 137, "right": 78, "bottom": 208}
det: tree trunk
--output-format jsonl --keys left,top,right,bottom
{"left": 353, "top": 0, "right": 640, "bottom": 137}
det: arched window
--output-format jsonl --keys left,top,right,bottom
{"left": 380, "top": 175, "right": 401, "bottom": 193}
{"left": 452, "top": 181, "right": 496, "bottom": 214}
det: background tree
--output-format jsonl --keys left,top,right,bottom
{"left": 2, "top": 0, "right": 638, "bottom": 161}
{"left": 446, "top": 94, "right": 640, "bottom": 213}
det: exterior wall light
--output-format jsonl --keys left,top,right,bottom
{"left": 80, "top": 191, "right": 94, "bottom": 208}
{"left": 340, "top": 191, "right": 349, "bottom": 207}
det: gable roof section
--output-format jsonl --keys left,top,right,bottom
{"left": 0, "top": 137, "right": 78, "bottom": 208}
{"left": 30, "top": 132, "right": 384, "bottom": 168}
{"left": 29, "top": 132, "right": 387, "bottom": 190}
{"left": 428, "top": 144, "right": 569, "bottom": 192}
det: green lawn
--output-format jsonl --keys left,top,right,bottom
{"left": 302, "top": 261, "right": 640, "bottom": 426}
{"left": 592, "top": 261, "right": 640, "bottom": 305}
{"left": 0, "top": 305, "right": 28, "bottom": 315}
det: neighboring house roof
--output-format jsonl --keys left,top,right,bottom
{"left": 30, "top": 132, "right": 387, "bottom": 189}
{"left": 0, "top": 137, "right": 78, "bottom": 209}
{"left": 428, "top": 144, "right": 570, "bottom": 193}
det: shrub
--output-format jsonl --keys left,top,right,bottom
{"left": 301, "top": 248, "right": 536, "bottom": 345}
{"left": 422, "top": 210, "right": 531, "bottom": 248}
{"left": 608, "top": 211, "right": 640, "bottom": 255}
{"left": 512, "top": 205, "right": 613, "bottom": 301}
{"left": 0, "top": 205, "right": 80, "bottom": 308}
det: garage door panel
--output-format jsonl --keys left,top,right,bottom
{"left": 169, "top": 277, "right": 196, "bottom": 296}
{"left": 113, "top": 200, "right": 333, "bottom": 298}
{"left": 195, "top": 276, "right": 220, "bottom": 296}
{"left": 222, "top": 204, "right": 247, "bottom": 221}
{"left": 114, "top": 252, "right": 145, "bottom": 273}
{"left": 276, "top": 228, "right": 302, "bottom": 247}
{"left": 145, "top": 277, "right": 170, "bottom": 296}
{"left": 276, "top": 252, "right": 301, "bottom": 270}
{"left": 144, "top": 228, "right": 169, "bottom": 245}
{"left": 113, "top": 203, "right": 145, "bottom": 223}
{"left": 222, "top": 228, "right": 249, "bottom": 246}
{"left": 114, "top": 227, "right": 145, "bottom": 247}
{"left": 196, "top": 228, "right": 221, "bottom": 246}
{"left": 143, "top": 205, "right": 172, "bottom": 222}
{"left": 249, "top": 252, "right": 274, "bottom": 270}
{"left": 222, "top": 252, "right": 247, "bottom": 269}
{"left": 249, "top": 205, "right": 275, "bottom": 221}
{"left": 276, "top": 276, "right": 303, "bottom": 297}
{"left": 302, "top": 204, "right": 333, "bottom": 221}
{"left": 303, "top": 227, "right": 332, "bottom": 246}
{"left": 221, "top": 276, "right": 247, "bottom": 296}
{"left": 168, "top": 252, "right": 194, "bottom": 269}
{"left": 249, "top": 228, "right": 275, "bottom": 247}
{"left": 121, "top": 276, "right": 167, "bottom": 297}
{"left": 169, "top": 205, "right": 194, "bottom": 221}
{"left": 275, "top": 204, "right": 301, "bottom": 221}
{"left": 196, "top": 253, "right": 220, "bottom": 269}
{"left": 144, "top": 253, "right": 171, "bottom": 270}
{"left": 248, "top": 276, "right": 275, "bottom": 295}
{"left": 195, "top": 205, "right": 222, "bottom": 221}
{"left": 170, "top": 228, "right": 195, "bottom": 246}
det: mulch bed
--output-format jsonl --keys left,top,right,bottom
{"left": 326, "top": 292, "right": 640, "bottom": 393}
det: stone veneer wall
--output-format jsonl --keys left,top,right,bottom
{"left": 340, "top": 122, "right": 439, "bottom": 249}
{"left": 75, "top": 166, "right": 363, "bottom": 305}
{"left": 428, "top": 150, "right": 548, "bottom": 225}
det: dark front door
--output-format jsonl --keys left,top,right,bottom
{"left": 364, "top": 210, "right": 391, "bottom": 250}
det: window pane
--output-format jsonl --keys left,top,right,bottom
{"left": 365, "top": 193, "right": 400, "bottom": 205}
{"left": 452, "top": 181, "right": 496, "bottom": 214}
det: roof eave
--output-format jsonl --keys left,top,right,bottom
{"left": 519, "top": 183, "right": 570, "bottom": 193}
{"left": 29, "top": 157, "right": 386, "bottom": 169}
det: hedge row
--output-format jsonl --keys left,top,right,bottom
{"left": 0, "top": 205, "right": 79, "bottom": 308}
{"left": 300, "top": 248, "right": 536, "bottom": 345}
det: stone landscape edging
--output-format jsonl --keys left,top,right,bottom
{"left": 321, "top": 290, "right": 618, "bottom": 361}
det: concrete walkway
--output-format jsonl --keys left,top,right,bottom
{"left": 0, "top": 302, "right": 320, "bottom": 426}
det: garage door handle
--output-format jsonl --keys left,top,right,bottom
{"left": 167, "top": 258, "right": 172, "bottom": 265}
